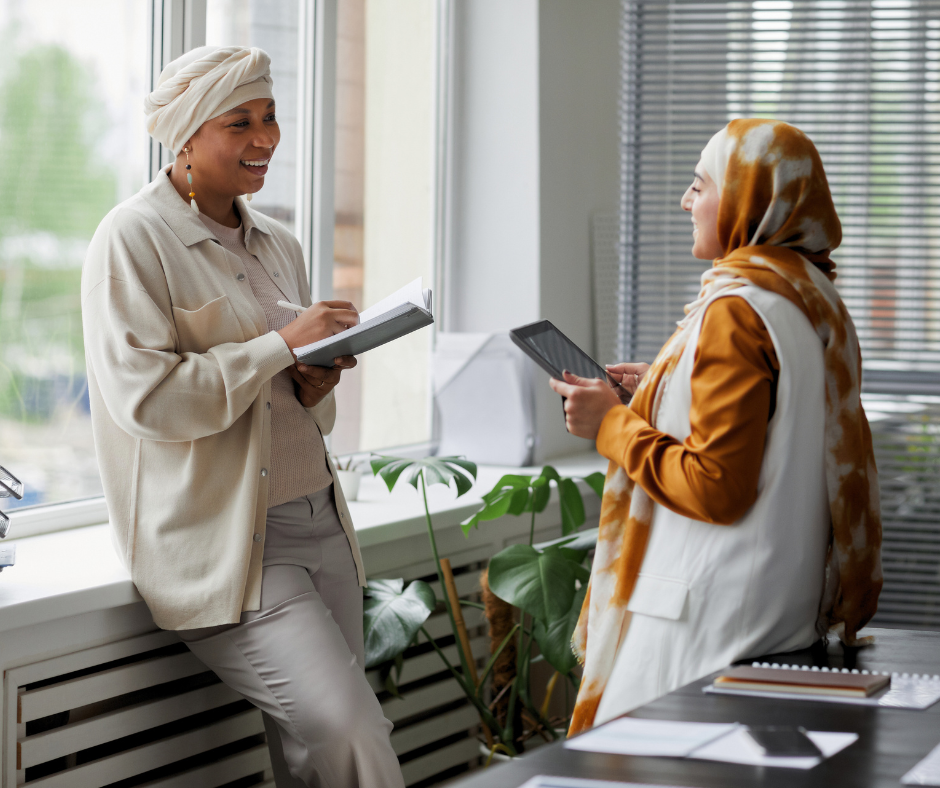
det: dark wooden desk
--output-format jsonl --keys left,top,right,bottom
{"left": 449, "top": 628, "right": 940, "bottom": 787}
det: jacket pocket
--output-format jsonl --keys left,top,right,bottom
{"left": 172, "top": 295, "right": 245, "bottom": 355}
{"left": 627, "top": 573, "right": 690, "bottom": 621}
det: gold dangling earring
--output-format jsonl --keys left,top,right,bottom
{"left": 183, "top": 147, "right": 198, "bottom": 214}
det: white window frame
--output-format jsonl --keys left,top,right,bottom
{"left": 10, "top": 0, "right": 453, "bottom": 539}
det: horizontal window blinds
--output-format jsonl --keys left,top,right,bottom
{"left": 619, "top": 0, "right": 940, "bottom": 629}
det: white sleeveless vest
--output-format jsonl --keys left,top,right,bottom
{"left": 595, "top": 286, "right": 830, "bottom": 724}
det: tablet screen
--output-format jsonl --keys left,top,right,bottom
{"left": 513, "top": 321, "right": 606, "bottom": 380}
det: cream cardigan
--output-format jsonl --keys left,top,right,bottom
{"left": 81, "top": 169, "right": 366, "bottom": 630}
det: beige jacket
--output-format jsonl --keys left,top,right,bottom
{"left": 81, "top": 169, "right": 366, "bottom": 631}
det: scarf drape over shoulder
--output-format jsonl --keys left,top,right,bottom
{"left": 569, "top": 118, "right": 882, "bottom": 734}
{"left": 144, "top": 45, "right": 274, "bottom": 154}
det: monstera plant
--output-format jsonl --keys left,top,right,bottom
{"left": 361, "top": 455, "right": 603, "bottom": 758}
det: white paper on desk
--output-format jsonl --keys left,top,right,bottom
{"left": 358, "top": 277, "right": 430, "bottom": 323}
{"left": 518, "top": 778, "right": 696, "bottom": 788}
{"left": 902, "top": 741, "right": 940, "bottom": 785}
{"left": 565, "top": 718, "right": 740, "bottom": 757}
{"left": 692, "top": 728, "right": 858, "bottom": 770}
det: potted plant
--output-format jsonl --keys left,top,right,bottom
{"left": 334, "top": 455, "right": 366, "bottom": 501}
{"left": 361, "top": 455, "right": 603, "bottom": 761}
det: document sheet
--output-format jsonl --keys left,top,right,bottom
{"left": 566, "top": 717, "right": 858, "bottom": 770}
{"left": 902, "top": 741, "right": 940, "bottom": 785}
{"left": 519, "top": 779, "right": 696, "bottom": 788}
{"left": 564, "top": 718, "right": 739, "bottom": 758}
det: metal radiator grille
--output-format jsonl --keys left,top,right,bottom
{"left": 6, "top": 631, "right": 270, "bottom": 788}
{"left": 4, "top": 544, "right": 492, "bottom": 788}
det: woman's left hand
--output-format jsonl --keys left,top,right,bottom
{"left": 290, "top": 356, "right": 357, "bottom": 408}
{"left": 549, "top": 371, "right": 623, "bottom": 440}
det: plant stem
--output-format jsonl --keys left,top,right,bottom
{"left": 540, "top": 671, "right": 561, "bottom": 719}
{"left": 504, "top": 612, "right": 528, "bottom": 746}
{"left": 442, "top": 557, "right": 479, "bottom": 687}
{"left": 476, "top": 623, "right": 520, "bottom": 700}
{"left": 420, "top": 625, "right": 507, "bottom": 748}
{"left": 529, "top": 505, "right": 536, "bottom": 546}
{"left": 420, "top": 473, "right": 475, "bottom": 686}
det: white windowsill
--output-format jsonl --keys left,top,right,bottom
{"left": 0, "top": 453, "right": 605, "bottom": 635}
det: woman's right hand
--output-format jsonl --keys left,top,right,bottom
{"left": 606, "top": 362, "right": 650, "bottom": 395}
{"left": 276, "top": 300, "right": 360, "bottom": 352}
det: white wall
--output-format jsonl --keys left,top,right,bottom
{"left": 450, "top": 0, "right": 541, "bottom": 334}
{"left": 449, "top": 0, "right": 620, "bottom": 462}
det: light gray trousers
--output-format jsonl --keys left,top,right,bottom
{"left": 179, "top": 486, "right": 404, "bottom": 788}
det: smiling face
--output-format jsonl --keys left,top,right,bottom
{"left": 680, "top": 160, "right": 723, "bottom": 260}
{"left": 185, "top": 97, "right": 279, "bottom": 200}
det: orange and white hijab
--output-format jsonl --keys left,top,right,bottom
{"left": 569, "top": 119, "right": 882, "bottom": 734}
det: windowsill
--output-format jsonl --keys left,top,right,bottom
{"left": 0, "top": 452, "right": 605, "bottom": 635}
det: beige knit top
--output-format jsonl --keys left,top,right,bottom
{"left": 199, "top": 212, "right": 333, "bottom": 507}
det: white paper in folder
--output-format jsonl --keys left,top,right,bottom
{"left": 358, "top": 278, "right": 431, "bottom": 323}
{"left": 293, "top": 278, "right": 432, "bottom": 367}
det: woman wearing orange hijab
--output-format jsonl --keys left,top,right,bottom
{"left": 551, "top": 119, "right": 882, "bottom": 732}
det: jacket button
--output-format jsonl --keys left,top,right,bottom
{"left": 273, "top": 271, "right": 279, "bottom": 277}
{"left": 339, "top": 512, "right": 345, "bottom": 519}
{"left": 236, "top": 273, "right": 246, "bottom": 281}
{"left": 261, "top": 468, "right": 268, "bottom": 477}
{"left": 253, "top": 533, "right": 262, "bottom": 542}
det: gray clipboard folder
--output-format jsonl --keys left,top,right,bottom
{"left": 294, "top": 301, "right": 434, "bottom": 367}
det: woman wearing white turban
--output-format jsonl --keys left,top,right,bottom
{"left": 82, "top": 46, "right": 404, "bottom": 787}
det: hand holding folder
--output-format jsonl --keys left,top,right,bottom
{"left": 285, "top": 278, "right": 433, "bottom": 368}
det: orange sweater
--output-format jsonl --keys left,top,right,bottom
{"left": 597, "top": 296, "right": 779, "bottom": 525}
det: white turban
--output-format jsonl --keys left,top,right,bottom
{"left": 144, "top": 46, "right": 274, "bottom": 155}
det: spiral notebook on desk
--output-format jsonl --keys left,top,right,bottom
{"left": 704, "top": 662, "right": 940, "bottom": 710}
{"left": 293, "top": 278, "right": 433, "bottom": 367}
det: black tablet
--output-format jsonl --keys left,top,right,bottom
{"left": 511, "top": 320, "right": 632, "bottom": 410}
{"left": 510, "top": 320, "right": 608, "bottom": 381}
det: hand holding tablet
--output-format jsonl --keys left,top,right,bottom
{"left": 509, "top": 320, "right": 632, "bottom": 404}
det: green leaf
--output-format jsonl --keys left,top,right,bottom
{"left": 507, "top": 487, "right": 531, "bottom": 516}
{"left": 558, "top": 546, "right": 589, "bottom": 566}
{"left": 533, "top": 527, "right": 598, "bottom": 554}
{"left": 559, "top": 478, "right": 586, "bottom": 535}
{"left": 442, "top": 460, "right": 475, "bottom": 497}
{"left": 533, "top": 582, "right": 587, "bottom": 674}
{"left": 368, "top": 455, "right": 476, "bottom": 498}
{"left": 582, "top": 471, "right": 606, "bottom": 500}
{"left": 421, "top": 463, "right": 450, "bottom": 489}
{"left": 440, "top": 457, "right": 479, "bottom": 480}
{"left": 540, "top": 466, "right": 561, "bottom": 483}
{"left": 370, "top": 456, "right": 399, "bottom": 475}
{"left": 363, "top": 578, "right": 436, "bottom": 669}
{"left": 531, "top": 480, "right": 551, "bottom": 513}
{"left": 499, "top": 473, "right": 533, "bottom": 488}
{"left": 374, "top": 457, "right": 414, "bottom": 492}
{"left": 461, "top": 489, "right": 517, "bottom": 535}
{"left": 487, "top": 544, "right": 581, "bottom": 623}
{"left": 380, "top": 653, "right": 405, "bottom": 699}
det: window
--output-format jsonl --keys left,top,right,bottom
{"left": 206, "top": 0, "right": 302, "bottom": 235}
{"left": 330, "top": 0, "right": 439, "bottom": 456}
{"left": 0, "top": 0, "right": 149, "bottom": 510}
{"left": 0, "top": 0, "right": 447, "bottom": 531}
{"left": 618, "top": 0, "right": 940, "bottom": 628}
